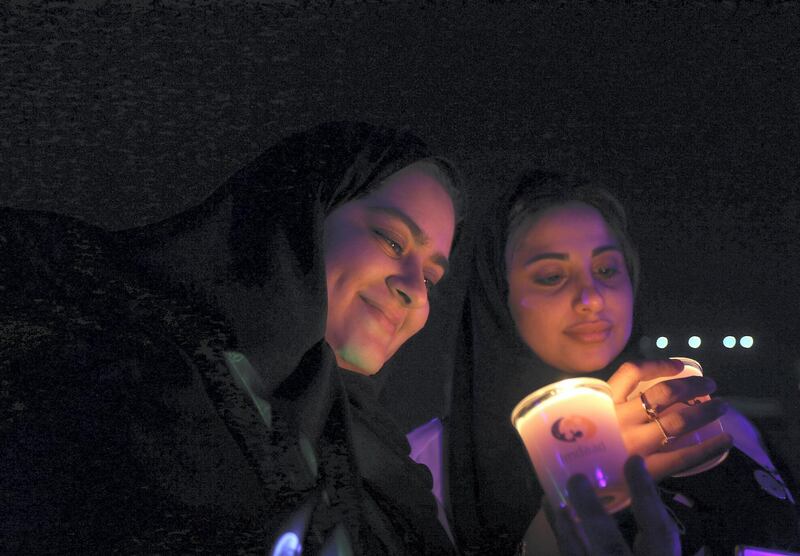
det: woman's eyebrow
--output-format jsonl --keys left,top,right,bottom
{"left": 524, "top": 252, "right": 567, "bottom": 266}
{"left": 367, "top": 206, "right": 450, "bottom": 273}
{"left": 523, "top": 245, "right": 622, "bottom": 267}
{"left": 592, "top": 245, "right": 622, "bottom": 256}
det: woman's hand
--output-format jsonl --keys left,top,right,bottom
{"left": 546, "top": 456, "right": 681, "bottom": 556}
{"left": 608, "top": 359, "right": 733, "bottom": 479}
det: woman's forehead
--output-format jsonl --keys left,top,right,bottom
{"left": 362, "top": 166, "right": 456, "bottom": 252}
{"left": 507, "top": 202, "right": 616, "bottom": 263}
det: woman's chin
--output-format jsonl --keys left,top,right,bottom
{"left": 333, "top": 346, "right": 388, "bottom": 376}
{"left": 557, "top": 353, "right": 614, "bottom": 375}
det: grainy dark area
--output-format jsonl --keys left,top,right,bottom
{"left": 3, "top": 0, "right": 799, "bottom": 478}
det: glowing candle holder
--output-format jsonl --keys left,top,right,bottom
{"left": 627, "top": 356, "right": 728, "bottom": 477}
{"left": 511, "top": 377, "right": 631, "bottom": 514}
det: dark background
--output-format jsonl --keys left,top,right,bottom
{"left": 3, "top": 0, "right": 798, "bottom": 478}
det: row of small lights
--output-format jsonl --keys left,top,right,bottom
{"left": 654, "top": 336, "right": 755, "bottom": 349}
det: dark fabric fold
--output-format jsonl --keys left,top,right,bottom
{"left": 446, "top": 184, "right": 557, "bottom": 555}
{"left": 658, "top": 446, "right": 800, "bottom": 555}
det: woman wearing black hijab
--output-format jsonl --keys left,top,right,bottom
{"left": 444, "top": 170, "right": 750, "bottom": 555}
{"left": 1, "top": 121, "right": 462, "bottom": 554}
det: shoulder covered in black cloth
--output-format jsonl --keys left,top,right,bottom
{"left": 1, "top": 121, "right": 458, "bottom": 554}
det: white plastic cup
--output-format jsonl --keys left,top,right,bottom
{"left": 511, "top": 377, "right": 631, "bottom": 513}
{"left": 627, "top": 356, "right": 728, "bottom": 476}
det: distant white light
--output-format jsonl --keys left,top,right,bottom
{"left": 688, "top": 336, "right": 702, "bottom": 349}
{"left": 656, "top": 336, "right": 669, "bottom": 349}
{"left": 723, "top": 336, "right": 736, "bottom": 348}
{"left": 740, "top": 336, "right": 754, "bottom": 349}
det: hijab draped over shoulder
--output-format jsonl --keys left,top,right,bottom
{"left": 1, "top": 121, "right": 457, "bottom": 554}
{"left": 446, "top": 177, "right": 575, "bottom": 554}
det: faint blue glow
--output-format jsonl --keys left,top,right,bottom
{"left": 320, "top": 524, "right": 354, "bottom": 556}
{"left": 594, "top": 466, "right": 608, "bottom": 488}
{"left": 656, "top": 336, "right": 669, "bottom": 349}
{"left": 298, "top": 433, "right": 318, "bottom": 479}
{"left": 723, "top": 336, "right": 736, "bottom": 348}
{"left": 740, "top": 336, "right": 754, "bottom": 349}
{"left": 271, "top": 532, "right": 301, "bottom": 556}
{"left": 688, "top": 336, "right": 701, "bottom": 349}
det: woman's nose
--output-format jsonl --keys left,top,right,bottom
{"left": 574, "top": 280, "right": 604, "bottom": 313}
{"left": 386, "top": 261, "right": 427, "bottom": 307}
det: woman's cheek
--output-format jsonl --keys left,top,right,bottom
{"left": 518, "top": 293, "right": 538, "bottom": 310}
{"left": 410, "top": 306, "right": 430, "bottom": 336}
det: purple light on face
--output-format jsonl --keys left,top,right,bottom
{"left": 595, "top": 467, "right": 608, "bottom": 488}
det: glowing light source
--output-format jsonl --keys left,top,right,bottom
{"left": 595, "top": 466, "right": 608, "bottom": 488}
{"left": 271, "top": 532, "right": 301, "bottom": 556}
{"left": 656, "top": 336, "right": 669, "bottom": 349}
{"left": 740, "top": 336, "right": 754, "bottom": 348}
{"left": 270, "top": 494, "right": 317, "bottom": 556}
{"left": 688, "top": 336, "right": 701, "bottom": 349}
{"left": 723, "top": 336, "right": 736, "bottom": 348}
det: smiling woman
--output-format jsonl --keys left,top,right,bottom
{"left": 0, "top": 121, "right": 466, "bottom": 553}
{"left": 505, "top": 201, "right": 634, "bottom": 374}
{"left": 324, "top": 162, "right": 456, "bottom": 375}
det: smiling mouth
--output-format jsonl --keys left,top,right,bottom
{"left": 360, "top": 296, "right": 400, "bottom": 336}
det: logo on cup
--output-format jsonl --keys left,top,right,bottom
{"left": 551, "top": 415, "right": 597, "bottom": 442}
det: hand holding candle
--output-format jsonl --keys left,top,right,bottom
{"left": 627, "top": 357, "right": 729, "bottom": 475}
{"left": 545, "top": 456, "right": 681, "bottom": 556}
{"left": 608, "top": 358, "right": 733, "bottom": 480}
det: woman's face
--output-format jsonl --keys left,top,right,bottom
{"left": 506, "top": 202, "right": 633, "bottom": 374}
{"left": 323, "top": 163, "right": 456, "bottom": 375}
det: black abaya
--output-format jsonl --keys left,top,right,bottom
{"left": 1, "top": 121, "right": 457, "bottom": 554}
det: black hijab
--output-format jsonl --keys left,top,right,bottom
{"left": 446, "top": 171, "right": 637, "bottom": 554}
{"left": 111, "top": 121, "right": 460, "bottom": 553}
{"left": 446, "top": 177, "right": 549, "bottom": 555}
{"left": 1, "top": 121, "right": 458, "bottom": 552}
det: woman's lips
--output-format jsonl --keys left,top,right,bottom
{"left": 563, "top": 321, "right": 612, "bottom": 343}
{"left": 360, "top": 296, "right": 401, "bottom": 336}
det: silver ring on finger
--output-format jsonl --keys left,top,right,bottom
{"left": 653, "top": 414, "right": 677, "bottom": 446}
{"left": 640, "top": 391, "right": 659, "bottom": 422}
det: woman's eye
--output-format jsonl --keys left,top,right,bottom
{"left": 375, "top": 230, "right": 404, "bottom": 255}
{"left": 595, "top": 266, "right": 619, "bottom": 279}
{"left": 424, "top": 277, "right": 436, "bottom": 292}
{"left": 534, "top": 274, "right": 564, "bottom": 286}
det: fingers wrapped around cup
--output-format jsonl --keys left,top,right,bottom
{"left": 617, "top": 375, "right": 717, "bottom": 426}
{"left": 547, "top": 457, "right": 681, "bottom": 556}
{"left": 607, "top": 359, "right": 686, "bottom": 405}
{"left": 625, "top": 396, "right": 727, "bottom": 455}
{"left": 610, "top": 357, "right": 732, "bottom": 479}
{"left": 624, "top": 456, "right": 681, "bottom": 556}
